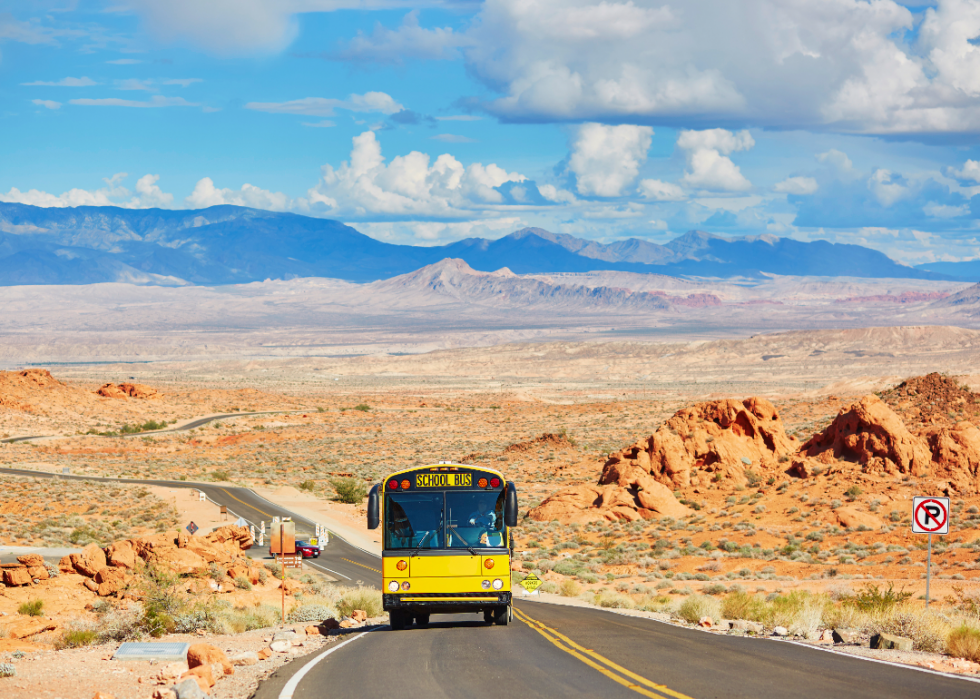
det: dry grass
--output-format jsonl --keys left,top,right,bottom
{"left": 947, "top": 624, "right": 980, "bottom": 662}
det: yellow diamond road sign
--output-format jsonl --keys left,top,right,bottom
{"left": 520, "top": 573, "right": 542, "bottom": 593}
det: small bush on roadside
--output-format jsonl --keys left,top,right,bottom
{"left": 559, "top": 579, "right": 582, "bottom": 597}
{"left": 18, "top": 599, "right": 44, "bottom": 616}
{"left": 288, "top": 603, "right": 335, "bottom": 623}
{"left": 677, "top": 595, "right": 721, "bottom": 623}
{"left": 850, "top": 583, "right": 912, "bottom": 614}
{"left": 56, "top": 626, "right": 98, "bottom": 649}
{"left": 0, "top": 663, "right": 15, "bottom": 678}
{"left": 217, "top": 603, "right": 281, "bottom": 633}
{"left": 298, "top": 480, "right": 316, "bottom": 492}
{"left": 947, "top": 624, "right": 980, "bottom": 663}
{"left": 234, "top": 576, "right": 253, "bottom": 591}
{"left": 331, "top": 478, "right": 368, "bottom": 504}
{"left": 337, "top": 587, "right": 383, "bottom": 618}
{"left": 594, "top": 591, "right": 635, "bottom": 609}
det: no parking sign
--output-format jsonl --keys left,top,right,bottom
{"left": 912, "top": 496, "right": 950, "bottom": 535}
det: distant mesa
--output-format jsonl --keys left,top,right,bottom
{"left": 0, "top": 201, "right": 954, "bottom": 286}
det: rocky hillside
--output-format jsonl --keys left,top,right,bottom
{"left": 531, "top": 377, "right": 980, "bottom": 524}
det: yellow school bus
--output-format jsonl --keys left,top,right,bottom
{"left": 367, "top": 463, "right": 518, "bottom": 630}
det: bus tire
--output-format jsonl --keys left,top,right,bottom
{"left": 483, "top": 609, "right": 494, "bottom": 625}
{"left": 390, "top": 610, "right": 407, "bottom": 631}
{"left": 493, "top": 605, "right": 509, "bottom": 626}
{"left": 415, "top": 613, "right": 430, "bottom": 628}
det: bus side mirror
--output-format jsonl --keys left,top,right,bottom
{"left": 504, "top": 482, "right": 518, "bottom": 528}
{"left": 367, "top": 484, "right": 380, "bottom": 530}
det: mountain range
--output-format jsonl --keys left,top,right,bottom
{"left": 0, "top": 202, "right": 952, "bottom": 286}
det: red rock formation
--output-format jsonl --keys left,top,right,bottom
{"left": 801, "top": 395, "right": 931, "bottom": 476}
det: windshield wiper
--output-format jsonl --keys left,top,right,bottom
{"left": 411, "top": 530, "right": 433, "bottom": 557}
{"left": 448, "top": 524, "right": 478, "bottom": 556}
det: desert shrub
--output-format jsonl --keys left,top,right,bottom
{"left": 594, "top": 591, "right": 635, "bottom": 609}
{"left": 540, "top": 581, "right": 559, "bottom": 594}
{"left": 337, "top": 587, "right": 383, "bottom": 618}
{"left": 265, "top": 561, "right": 283, "bottom": 577}
{"left": 258, "top": 569, "right": 269, "bottom": 584}
{"left": 553, "top": 560, "right": 583, "bottom": 576}
{"left": 678, "top": 594, "right": 721, "bottom": 623}
{"left": 722, "top": 591, "right": 768, "bottom": 621}
{"left": 298, "top": 480, "right": 316, "bottom": 492}
{"left": 332, "top": 478, "right": 368, "bottom": 504}
{"left": 354, "top": 404, "right": 371, "bottom": 411}
{"left": 217, "top": 604, "right": 281, "bottom": 633}
{"left": 559, "top": 579, "right": 582, "bottom": 597}
{"left": 871, "top": 609, "right": 949, "bottom": 652}
{"left": 139, "top": 565, "right": 190, "bottom": 637}
{"left": 948, "top": 624, "right": 980, "bottom": 662}
{"left": 18, "top": 599, "right": 44, "bottom": 616}
{"left": 845, "top": 485, "right": 862, "bottom": 501}
{"left": 288, "top": 603, "right": 335, "bottom": 623}
{"left": 0, "top": 663, "right": 15, "bottom": 678}
{"left": 211, "top": 470, "right": 230, "bottom": 482}
{"left": 703, "top": 584, "right": 727, "bottom": 595}
{"left": 234, "top": 576, "right": 253, "bottom": 590}
{"left": 850, "top": 583, "right": 912, "bottom": 614}
{"left": 56, "top": 625, "right": 98, "bottom": 649}
{"left": 96, "top": 603, "right": 145, "bottom": 642}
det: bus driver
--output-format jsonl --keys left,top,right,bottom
{"left": 468, "top": 499, "right": 496, "bottom": 545}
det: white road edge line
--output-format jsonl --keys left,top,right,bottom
{"left": 305, "top": 560, "right": 352, "bottom": 580}
{"left": 278, "top": 627, "right": 378, "bottom": 699}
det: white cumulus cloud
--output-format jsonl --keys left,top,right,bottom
{"left": 31, "top": 99, "right": 61, "bottom": 110}
{"left": 0, "top": 173, "right": 175, "bottom": 209}
{"left": 307, "top": 130, "right": 525, "bottom": 217}
{"left": 773, "top": 176, "right": 818, "bottom": 195}
{"left": 568, "top": 123, "right": 653, "bottom": 197}
{"left": 185, "top": 178, "right": 296, "bottom": 211}
{"left": 677, "top": 128, "right": 754, "bottom": 192}
{"left": 69, "top": 96, "right": 199, "bottom": 108}
{"left": 637, "top": 179, "right": 685, "bottom": 201}
{"left": 947, "top": 159, "right": 980, "bottom": 183}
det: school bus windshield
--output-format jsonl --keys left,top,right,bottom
{"left": 384, "top": 490, "right": 505, "bottom": 550}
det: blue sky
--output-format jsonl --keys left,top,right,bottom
{"left": 2, "top": 1, "right": 980, "bottom": 264}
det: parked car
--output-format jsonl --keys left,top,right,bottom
{"left": 269, "top": 540, "right": 320, "bottom": 558}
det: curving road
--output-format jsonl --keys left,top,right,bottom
{"left": 0, "top": 410, "right": 295, "bottom": 443}
{"left": 0, "top": 467, "right": 381, "bottom": 585}
{"left": 4, "top": 466, "right": 977, "bottom": 698}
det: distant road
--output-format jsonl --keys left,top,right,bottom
{"left": 0, "top": 467, "right": 380, "bottom": 585}
{"left": 0, "top": 410, "right": 294, "bottom": 444}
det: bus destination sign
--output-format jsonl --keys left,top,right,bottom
{"left": 416, "top": 472, "right": 473, "bottom": 488}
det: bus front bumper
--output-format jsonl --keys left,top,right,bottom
{"left": 384, "top": 591, "right": 511, "bottom": 613}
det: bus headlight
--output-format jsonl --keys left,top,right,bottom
{"left": 492, "top": 578, "right": 503, "bottom": 590}
{"left": 481, "top": 579, "right": 491, "bottom": 589}
{"left": 401, "top": 581, "right": 411, "bottom": 591}
{"left": 388, "top": 581, "right": 399, "bottom": 592}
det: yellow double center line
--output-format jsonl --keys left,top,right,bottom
{"left": 342, "top": 557, "right": 382, "bottom": 574}
{"left": 513, "top": 608, "right": 694, "bottom": 699}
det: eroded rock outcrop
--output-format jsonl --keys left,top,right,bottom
{"left": 607, "top": 397, "right": 796, "bottom": 489}
{"left": 528, "top": 397, "right": 796, "bottom": 523}
{"left": 801, "top": 395, "right": 931, "bottom": 476}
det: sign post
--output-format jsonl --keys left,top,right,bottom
{"left": 269, "top": 519, "right": 296, "bottom": 628}
{"left": 912, "top": 496, "right": 950, "bottom": 609}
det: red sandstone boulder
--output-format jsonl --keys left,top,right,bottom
{"left": 922, "top": 421, "right": 980, "bottom": 493}
{"left": 70, "top": 543, "right": 108, "bottom": 577}
{"left": 2, "top": 566, "right": 32, "bottom": 586}
{"left": 16, "top": 554, "right": 44, "bottom": 567}
{"left": 802, "top": 395, "right": 931, "bottom": 476}
{"left": 106, "top": 540, "right": 136, "bottom": 569}
{"left": 187, "top": 643, "right": 233, "bottom": 676}
{"left": 834, "top": 506, "right": 884, "bottom": 531}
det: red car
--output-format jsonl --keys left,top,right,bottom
{"left": 268, "top": 540, "right": 320, "bottom": 558}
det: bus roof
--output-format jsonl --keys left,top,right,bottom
{"left": 381, "top": 463, "right": 506, "bottom": 482}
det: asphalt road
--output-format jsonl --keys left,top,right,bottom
{"left": 255, "top": 600, "right": 980, "bottom": 699}
{"left": 0, "top": 410, "right": 290, "bottom": 443}
{"left": 0, "top": 467, "right": 381, "bottom": 585}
